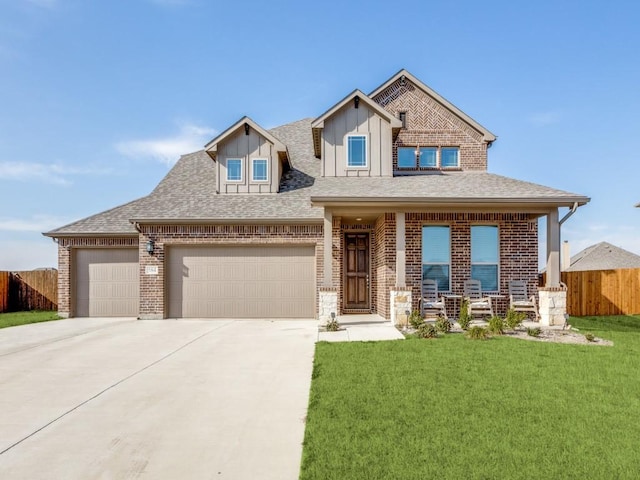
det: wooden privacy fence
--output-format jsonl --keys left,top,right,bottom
{"left": 542, "top": 268, "right": 640, "bottom": 316}
{"left": 0, "top": 270, "right": 58, "bottom": 313}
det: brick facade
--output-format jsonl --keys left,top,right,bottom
{"left": 372, "top": 78, "right": 488, "bottom": 171}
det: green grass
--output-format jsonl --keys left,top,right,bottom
{"left": 300, "top": 315, "right": 640, "bottom": 480}
{"left": 0, "top": 310, "right": 61, "bottom": 329}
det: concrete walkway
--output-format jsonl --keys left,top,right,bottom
{"left": 0, "top": 318, "right": 317, "bottom": 479}
{"left": 317, "top": 315, "right": 405, "bottom": 342}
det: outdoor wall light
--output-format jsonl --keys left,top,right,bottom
{"left": 354, "top": 96, "right": 360, "bottom": 109}
{"left": 244, "top": 122, "right": 250, "bottom": 135}
{"left": 146, "top": 240, "right": 155, "bottom": 255}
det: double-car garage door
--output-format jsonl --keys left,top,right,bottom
{"left": 167, "top": 245, "right": 315, "bottom": 318}
{"left": 74, "top": 245, "right": 315, "bottom": 318}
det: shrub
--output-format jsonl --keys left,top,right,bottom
{"left": 585, "top": 333, "right": 595, "bottom": 342}
{"left": 408, "top": 310, "right": 424, "bottom": 329}
{"left": 325, "top": 317, "right": 340, "bottom": 332}
{"left": 488, "top": 316, "right": 505, "bottom": 335}
{"left": 466, "top": 326, "right": 490, "bottom": 340}
{"left": 458, "top": 299, "right": 472, "bottom": 330}
{"left": 505, "top": 309, "right": 526, "bottom": 330}
{"left": 415, "top": 323, "right": 438, "bottom": 339}
{"left": 527, "top": 327, "right": 541, "bottom": 337}
{"left": 435, "top": 315, "right": 452, "bottom": 334}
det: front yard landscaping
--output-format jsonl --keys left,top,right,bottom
{"left": 300, "top": 315, "right": 640, "bottom": 479}
{"left": 0, "top": 311, "right": 61, "bottom": 329}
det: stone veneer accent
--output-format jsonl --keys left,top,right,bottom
{"left": 390, "top": 287, "right": 412, "bottom": 326}
{"left": 318, "top": 288, "right": 338, "bottom": 324}
{"left": 538, "top": 287, "right": 567, "bottom": 326}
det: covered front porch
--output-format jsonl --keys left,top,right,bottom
{"left": 316, "top": 204, "right": 577, "bottom": 327}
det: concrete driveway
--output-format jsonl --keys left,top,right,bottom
{"left": 0, "top": 318, "right": 317, "bottom": 479}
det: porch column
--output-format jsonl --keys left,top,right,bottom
{"left": 395, "top": 212, "right": 406, "bottom": 287}
{"left": 540, "top": 208, "right": 567, "bottom": 326}
{"left": 319, "top": 208, "right": 337, "bottom": 322}
{"left": 323, "top": 209, "right": 333, "bottom": 287}
{"left": 546, "top": 208, "right": 561, "bottom": 287}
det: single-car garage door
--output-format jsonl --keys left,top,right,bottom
{"left": 167, "top": 245, "right": 315, "bottom": 318}
{"left": 75, "top": 249, "right": 139, "bottom": 317}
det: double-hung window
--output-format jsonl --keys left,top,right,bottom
{"left": 252, "top": 158, "right": 268, "bottom": 182}
{"left": 422, "top": 226, "right": 450, "bottom": 291}
{"left": 347, "top": 135, "right": 367, "bottom": 167}
{"left": 227, "top": 158, "right": 242, "bottom": 182}
{"left": 471, "top": 226, "right": 499, "bottom": 291}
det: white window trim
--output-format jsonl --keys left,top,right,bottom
{"left": 251, "top": 158, "right": 269, "bottom": 183}
{"left": 226, "top": 158, "right": 243, "bottom": 182}
{"left": 439, "top": 146, "right": 460, "bottom": 169}
{"left": 470, "top": 224, "right": 500, "bottom": 292}
{"left": 346, "top": 133, "right": 368, "bottom": 169}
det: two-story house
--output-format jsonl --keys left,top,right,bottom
{"left": 45, "top": 70, "right": 589, "bottom": 325}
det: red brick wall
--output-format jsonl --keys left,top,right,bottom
{"left": 373, "top": 213, "right": 396, "bottom": 319}
{"left": 372, "top": 78, "right": 488, "bottom": 171}
{"left": 405, "top": 213, "right": 538, "bottom": 314}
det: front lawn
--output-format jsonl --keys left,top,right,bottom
{"left": 0, "top": 310, "right": 61, "bottom": 329}
{"left": 300, "top": 315, "right": 640, "bottom": 479}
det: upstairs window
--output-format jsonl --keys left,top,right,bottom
{"left": 471, "top": 225, "right": 499, "bottom": 291}
{"left": 422, "top": 226, "right": 450, "bottom": 291}
{"left": 227, "top": 158, "right": 242, "bottom": 182}
{"left": 347, "top": 135, "right": 367, "bottom": 167}
{"left": 252, "top": 158, "right": 268, "bottom": 182}
{"left": 397, "top": 146, "right": 447, "bottom": 169}
{"left": 441, "top": 147, "right": 459, "bottom": 168}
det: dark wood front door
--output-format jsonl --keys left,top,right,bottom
{"left": 344, "top": 233, "right": 370, "bottom": 310}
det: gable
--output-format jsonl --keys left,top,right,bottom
{"left": 370, "top": 70, "right": 496, "bottom": 144}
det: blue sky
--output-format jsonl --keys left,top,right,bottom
{"left": 1, "top": 0, "right": 639, "bottom": 270}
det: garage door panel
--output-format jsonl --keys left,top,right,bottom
{"left": 168, "top": 245, "right": 315, "bottom": 318}
{"left": 75, "top": 249, "right": 139, "bottom": 317}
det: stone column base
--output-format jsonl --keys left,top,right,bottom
{"left": 318, "top": 288, "right": 338, "bottom": 323}
{"left": 390, "top": 287, "right": 412, "bottom": 326}
{"left": 538, "top": 287, "right": 567, "bottom": 327}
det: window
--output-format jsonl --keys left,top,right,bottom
{"left": 252, "top": 158, "right": 268, "bottom": 182}
{"left": 398, "top": 147, "right": 416, "bottom": 168}
{"left": 227, "top": 158, "right": 242, "bottom": 181}
{"left": 347, "top": 135, "right": 367, "bottom": 167}
{"left": 422, "top": 226, "right": 450, "bottom": 291}
{"left": 419, "top": 147, "right": 437, "bottom": 168}
{"left": 471, "top": 226, "right": 499, "bottom": 291}
{"left": 440, "top": 147, "right": 459, "bottom": 168}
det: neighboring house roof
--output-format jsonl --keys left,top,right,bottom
{"left": 565, "top": 242, "right": 640, "bottom": 271}
{"left": 369, "top": 69, "right": 497, "bottom": 144}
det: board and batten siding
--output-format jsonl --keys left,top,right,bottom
{"left": 322, "top": 102, "right": 392, "bottom": 177}
{"left": 217, "top": 128, "right": 280, "bottom": 193}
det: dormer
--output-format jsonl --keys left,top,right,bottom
{"left": 205, "top": 117, "right": 290, "bottom": 194}
{"left": 370, "top": 69, "right": 497, "bottom": 172}
{"left": 312, "top": 90, "right": 402, "bottom": 177}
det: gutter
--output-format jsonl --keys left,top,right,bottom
{"left": 559, "top": 202, "right": 580, "bottom": 225}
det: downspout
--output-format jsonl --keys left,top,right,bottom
{"left": 559, "top": 202, "right": 579, "bottom": 225}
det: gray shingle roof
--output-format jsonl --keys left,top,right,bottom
{"left": 44, "top": 117, "right": 589, "bottom": 236}
{"left": 566, "top": 242, "right": 640, "bottom": 272}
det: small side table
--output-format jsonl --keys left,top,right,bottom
{"left": 443, "top": 294, "right": 463, "bottom": 319}
{"left": 487, "top": 294, "right": 506, "bottom": 317}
